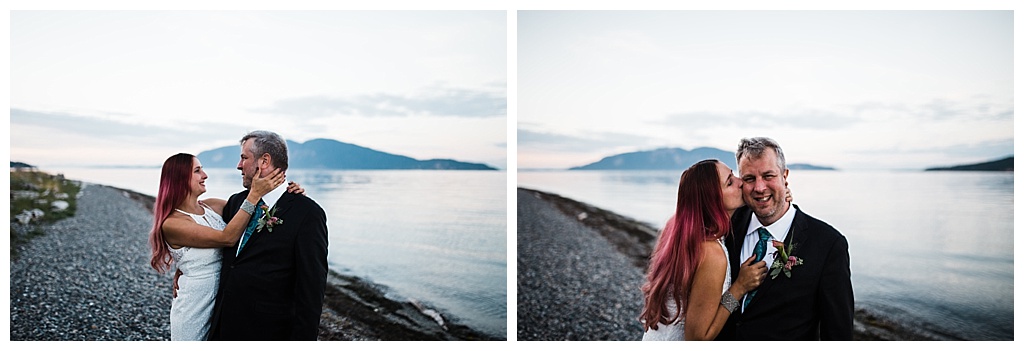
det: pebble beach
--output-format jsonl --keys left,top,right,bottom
{"left": 517, "top": 187, "right": 939, "bottom": 341}
{"left": 9, "top": 182, "right": 497, "bottom": 341}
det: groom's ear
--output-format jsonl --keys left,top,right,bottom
{"left": 259, "top": 153, "right": 272, "bottom": 168}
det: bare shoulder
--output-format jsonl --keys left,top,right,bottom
{"left": 699, "top": 240, "right": 727, "bottom": 267}
{"left": 200, "top": 198, "right": 227, "bottom": 215}
{"left": 161, "top": 212, "right": 194, "bottom": 235}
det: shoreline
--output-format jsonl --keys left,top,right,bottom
{"left": 44, "top": 182, "right": 501, "bottom": 341}
{"left": 519, "top": 187, "right": 943, "bottom": 341}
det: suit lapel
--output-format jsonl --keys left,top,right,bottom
{"left": 268, "top": 192, "right": 295, "bottom": 219}
{"left": 236, "top": 192, "right": 296, "bottom": 259}
{"left": 784, "top": 205, "right": 808, "bottom": 260}
{"left": 729, "top": 207, "right": 752, "bottom": 279}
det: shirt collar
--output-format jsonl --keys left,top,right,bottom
{"left": 745, "top": 202, "right": 797, "bottom": 242}
{"left": 260, "top": 178, "right": 288, "bottom": 210}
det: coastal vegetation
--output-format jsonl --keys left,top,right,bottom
{"left": 9, "top": 166, "right": 81, "bottom": 258}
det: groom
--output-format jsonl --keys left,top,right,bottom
{"left": 208, "top": 130, "right": 329, "bottom": 340}
{"left": 716, "top": 137, "right": 854, "bottom": 340}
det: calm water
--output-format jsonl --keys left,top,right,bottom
{"left": 54, "top": 167, "right": 508, "bottom": 338}
{"left": 519, "top": 170, "right": 1014, "bottom": 340}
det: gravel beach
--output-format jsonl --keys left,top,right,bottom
{"left": 517, "top": 187, "right": 938, "bottom": 341}
{"left": 10, "top": 184, "right": 171, "bottom": 340}
{"left": 517, "top": 188, "right": 647, "bottom": 341}
{"left": 9, "top": 182, "right": 497, "bottom": 341}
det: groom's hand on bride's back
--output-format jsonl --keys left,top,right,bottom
{"left": 172, "top": 269, "right": 182, "bottom": 298}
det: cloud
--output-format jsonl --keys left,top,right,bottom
{"left": 916, "top": 99, "right": 1013, "bottom": 122}
{"left": 518, "top": 128, "right": 651, "bottom": 152}
{"left": 663, "top": 98, "right": 1012, "bottom": 131}
{"left": 663, "top": 109, "right": 860, "bottom": 130}
{"left": 852, "top": 138, "right": 1013, "bottom": 160}
{"left": 9, "top": 108, "right": 243, "bottom": 147}
{"left": 252, "top": 86, "right": 506, "bottom": 118}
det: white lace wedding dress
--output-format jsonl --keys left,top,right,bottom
{"left": 642, "top": 238, "right": 732, "bottom": 341}
{"left": 168, "top": 203, "right": 226, "bottom": 341}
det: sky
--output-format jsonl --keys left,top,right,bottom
{"left": 9, "top": 11, "right": 507, "bottom": 169}
{"left": 518, "top": 11, "right": 1014, "bottom": 170}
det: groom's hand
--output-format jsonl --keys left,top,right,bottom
{"left": 173, "top": 269, "right": 182, "bottom": 298}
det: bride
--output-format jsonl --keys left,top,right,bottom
{"left": 147, "top": 153, "right": 300, "bottom": 340}
{"left": 639, "top": 159, "right": 776, "bottom": 340}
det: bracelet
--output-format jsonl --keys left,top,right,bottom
{"left": 721, "top": 291, "right": 740, "bottom": 313}
{"left": 240, "top": 199, "right": 256, "bottom": 215}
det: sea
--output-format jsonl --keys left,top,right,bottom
{"left": 51, "top": 167, "right": 508, "bottom": 339}
{"left": 519, "top": 169, "right": 1014, "bottom": 341}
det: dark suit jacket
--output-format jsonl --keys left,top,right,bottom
{"left": 208, "top": 190, "right": 328, "bottom": 341}
{"left": 715, "top": 204, "right": 854, "bottom": 340}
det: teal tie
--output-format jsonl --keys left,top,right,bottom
{"left": 743, "top": 227, "right": 772, "bottom": 310}
{"left": 236, "top": 198, "right": 265, "bottom": 256}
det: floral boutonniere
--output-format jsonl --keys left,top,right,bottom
{"left": 770, "top": 240, "right": 803, "bottom": 279}
{"left": 256, "top": 204, "right": 284, "bottom": 232}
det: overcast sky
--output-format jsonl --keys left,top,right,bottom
{"left": 10, "top": 11, "right": 507, "bottom": 168}
{"left": 518, "top": 11, "right": 1013, "bottom": 170}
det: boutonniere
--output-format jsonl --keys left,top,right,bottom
{"left": 256, "top": 204, "right": 284, "bottom": 232}
{"left": 770, "top": 240, "right": 803, "bottom": 279}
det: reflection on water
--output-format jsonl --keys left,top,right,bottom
{"left": 519, "top": 169, "right": 1013, "bottom": 340}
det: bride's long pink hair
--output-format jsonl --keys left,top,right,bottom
{"left": 149, "top": 153, "right": 195, "bottom": 273}
{"left": 639, "top": 159, "right": 731, "bottom": 331}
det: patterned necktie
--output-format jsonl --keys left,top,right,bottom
{"left": 236, "top": 198, "right": 265, "bottom": 256}
{"left": 743, "top": 227, "right": 772, "bottom": 310}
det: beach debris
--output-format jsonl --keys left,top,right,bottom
{"left": 52, "top": 200, "right": 69, "bottom": 212}
{"left": 577, "top": 212, "right": 588, "bottom": 221}
{"left": 11, "top": 190, "right": 39, "bottom": 199}
{"left": 410, "top": 299, "right": 448, "bottom": 331}
{"left": 15, "top": 209, "right": 46, "bottom": 224}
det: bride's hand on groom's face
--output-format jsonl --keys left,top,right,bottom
{"left": 252, "top": 168, "right": 286, "bottom": 195}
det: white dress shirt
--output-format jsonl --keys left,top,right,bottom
{"left": 739, "top": 202, "right": 797, "bottom": 312}
{"left": 740, "top": 202, "right": 797, "bottom": 265}
{"left": 260, "top": 178, "right": 288, "bottom": 210}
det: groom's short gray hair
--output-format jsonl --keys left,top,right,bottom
{"left": 241, "top": 130, "right": 289, "bottom": 172}
{"left": 736, "top": 137, "right": 786, "bottom": 172}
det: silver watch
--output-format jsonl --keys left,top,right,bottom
{"left": 721, "top": 291, "right": 740, "bottom": 313}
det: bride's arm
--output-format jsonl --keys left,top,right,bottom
{"left": 201, "top": 181, "right": 306, "bottom": 217}
{"left": 683, "top": 241, "right": 732, "bottom": 340}
{"left": 683, "top": 242, "right": 767, "bottom": 340}
{"left": 163, "top": 168, "right": 284, "bottom": 248}
{"left": 201, "top": 198, "right": 227, "bottom": 217}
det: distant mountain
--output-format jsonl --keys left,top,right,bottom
{"left": 925, "top": 156, "right": 1013, "bottom": 171}
{"left": 10, "top": 161, "right": 35, "bottom": 169}
{"left": 570, "top": 147, "right": 737, "bottom": 170}
{"left": 789, "top": 163, "right": 836, "bottom": 171}
{"left": 197, "top": 138, "right": 496, "bottom": 170}
{"left": 569, "top": 147, "right": 837, "bottom": 171}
